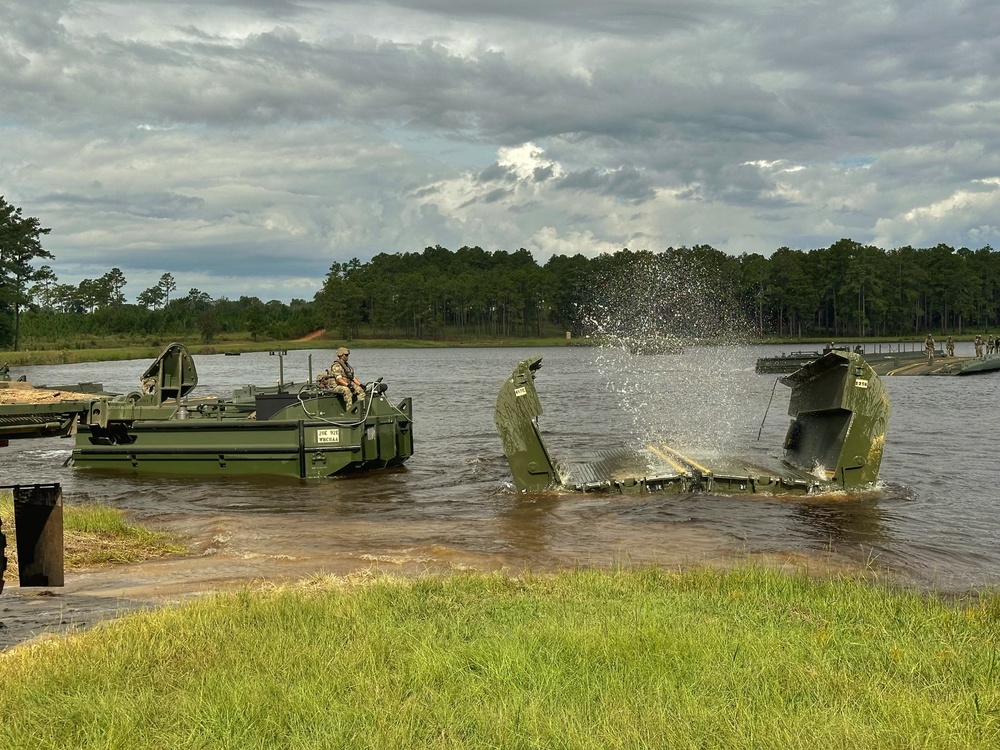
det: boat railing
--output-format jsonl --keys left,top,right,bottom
{"left": 822, "top": 341, "right": 937, "bottom": 355}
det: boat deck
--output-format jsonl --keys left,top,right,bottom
{"left": 557, "top": 444, "right": 824, "bottom": 495}
{"left": 865, "top": 354, "right": 1000, "bottom": 376}
{"left": 756, "top": 349, "right": 1000, "bottom": 376}
{"left": 0, "top": 383, "right": 96, "bottom": 440}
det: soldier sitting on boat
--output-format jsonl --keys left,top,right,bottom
{"left": 318, "top": 347, "right": 366, "bottom": 408}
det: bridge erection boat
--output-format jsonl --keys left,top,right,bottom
{"left": 1, "top": 343, "right": 414, "bottom": 591}
{"left": 496, "top": 351, "right": 890, "bottom": 496}
{"left": 1, "top": 343, "right": 413, "bottom": 479}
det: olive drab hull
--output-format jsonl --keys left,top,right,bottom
{"left": 496, "top": 351, "right": 890, "bottom": 497}
{"left": 72, "top": 399, "right": 413, "bottom": 478}
{"left": 66, "top": 343, "right": 413, "bottom": 479}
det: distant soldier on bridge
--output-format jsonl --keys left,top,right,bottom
{"left": 946, "top": 336, "right": 955, "bottom": 357}
{"left": 975, "top": 334, "right": 984, "bottom": 358}
{"left": 924, "top": 334, "right": 935, "bottom": 364}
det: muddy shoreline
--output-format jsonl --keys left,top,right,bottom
{"left": 2, "top": 530, "right": 861, "bottom": 652}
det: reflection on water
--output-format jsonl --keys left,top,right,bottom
{"left": 2, "top": 344, "right": 999, "bottom": 593}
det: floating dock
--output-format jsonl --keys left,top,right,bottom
{"left": 756, "top": 344, "right": 1000, "bottom": 376}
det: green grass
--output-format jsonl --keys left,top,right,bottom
{"left": 1, "top": 567, "right": 997, "bottom": 748}
{"left": 0, "top": 492, "right": 185, "bottom": 575}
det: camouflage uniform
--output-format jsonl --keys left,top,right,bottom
{"left": 322, "top": 347, "right": 365, "bottom": 408}
{"left": 975, "top": 335, "right": 984, "bottom": 358}
{"left": 924, "top": 334, "right": 935, "bottom": 364}
{"left": 946, "top": 336, "right": 954, "bottom": 357}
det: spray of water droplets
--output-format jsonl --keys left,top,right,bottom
{"left": 578, "top": 249, "right": 764, "bottom": 457}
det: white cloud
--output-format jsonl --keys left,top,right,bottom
{"left": 874, "top": 178, "right": 1000, "bottom": 249}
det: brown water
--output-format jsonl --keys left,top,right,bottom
{"left": 2, "top": 344, "right": 999, "bottom": 647}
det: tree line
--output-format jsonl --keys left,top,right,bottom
{"left": 1, "top": 196, "right": 318, "bottom": 348}
{"left": 6, "top": 195, "right": 1000, "bottom": 349}
{"left": 316, "top": 240, "right": 1000, "bottom": 341}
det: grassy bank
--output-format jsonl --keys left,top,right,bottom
{"left": 1, "top": 566, "right": 997, "bottom": 748}
{"left": 0, "top": 492, "right": 184, "bottom": 577}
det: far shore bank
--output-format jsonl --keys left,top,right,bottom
{"left": 1, "top": 336, "right": 586, "bottom": 368}
{"left": 2, "top": 333, "right": 975, "bottom": 368}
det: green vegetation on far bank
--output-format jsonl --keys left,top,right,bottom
{"left": 0, "top": 492, "right": 185, "bottom": 577}
{"left": 1, "top": 566, "right": 998, "bottom": 749}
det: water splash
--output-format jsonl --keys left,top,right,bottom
{"left": 579, "top": 249, "right": 759, "bottom": 455}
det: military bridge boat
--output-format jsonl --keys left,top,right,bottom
{"left": 0, "top": 343, "right": 413, "bottom": 479}
{"left": 2, "top": 344, "right": 413, "bottom": 592}
{"left": 496, "top": 351, "right": 890, "bottom": 497}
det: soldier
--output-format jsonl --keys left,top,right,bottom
{"left": 320, "top": 346, "right": 366, "bottom": 408}
{"left": 975, "top": 334, "right": 984, "bottom": 358}
{"left": 924, "top": 333, "right": 935, "bottom": 364}
{"left": 946, "top": 336, "right": 954, "bottom": 358}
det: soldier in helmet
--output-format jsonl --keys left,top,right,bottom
{"left": 320, "top": 347, "right": 366, "bottom": 408}
{"left": 975, "top": 334, "right": 984, "bottom": 358}
{"left": 946, "top": 336, "right": 954, "bottom": 358}
{"left": 924, "top": 333, "right": 935, "bottom": 364}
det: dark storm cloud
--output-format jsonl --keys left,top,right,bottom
{"left": 476, "top": 163, "right": 517, "bottom": 183}
{"left": 40, "top": 190, "right": 206, "bottom": 219}
{"left": 379, "top": 0, "right": 714, "bottom": 36}
{"left": 532, "top": 165, "right": 553, "bottom": 182}
{"left": 556, "top": 167, "right": 656, "bottom": 204}
{"left": 693, "top": 163, "right": 797, "bottom": 209}
{"left": 5, "top": 0, "right": 974, "bottom": 182}
{"left": 1, "top": 2, "right": 802, "bottom": 155}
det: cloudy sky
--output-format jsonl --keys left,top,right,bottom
{"left": 2, "top": 0, "right": 999, "bottom": 303}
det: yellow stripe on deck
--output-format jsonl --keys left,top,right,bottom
{"left": 648, "top": 444, "right": 712, "bottom": 475}
{"left": 646, "top": 445, "right": 687, "bottom": 474}
{"left": 885, "top": 361, "right": 927, "bottom": 376}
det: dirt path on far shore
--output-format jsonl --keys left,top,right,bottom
{"left": 295, "top": 328, "right": 326, "bottom": 341}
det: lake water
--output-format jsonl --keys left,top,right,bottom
{"left": 3, "top": 342, "right": 999, "bottom": 609}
